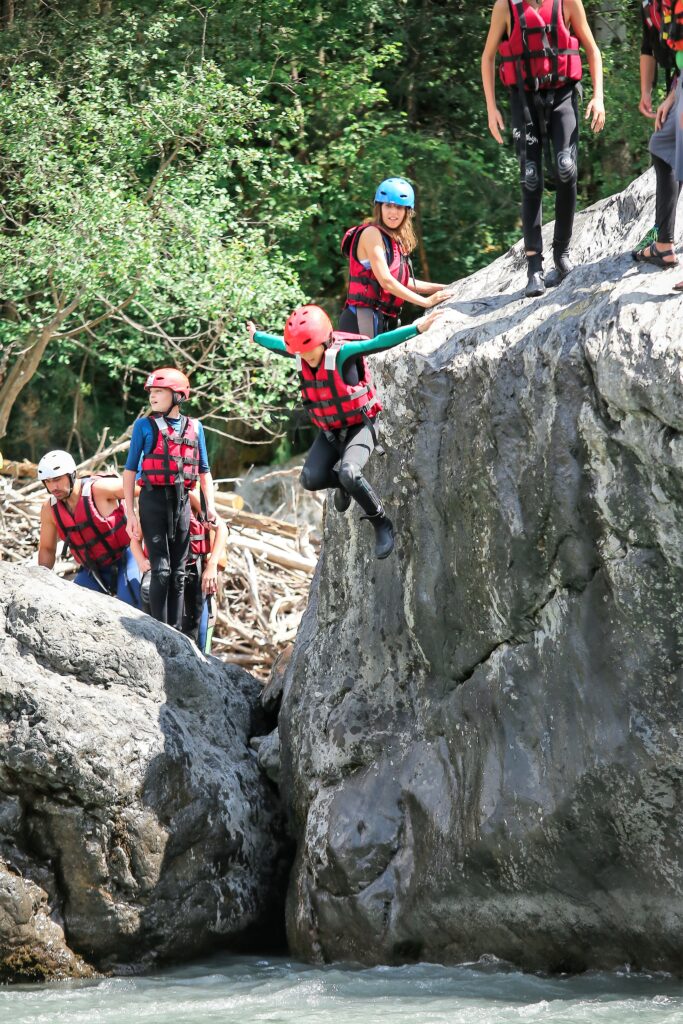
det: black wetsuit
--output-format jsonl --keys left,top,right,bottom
{"left": 509, "top": 82, "right": 580, "bottom": 255}
{"left": 139, "top": 486, "right": 191, "bottom": 628}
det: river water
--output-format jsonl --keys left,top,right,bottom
{"left": 1, "top": 955, "right": 682, "bottom": 1024}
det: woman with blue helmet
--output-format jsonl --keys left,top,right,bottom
{"left": 340, "top": 177, "right": 450, "bottom": 337}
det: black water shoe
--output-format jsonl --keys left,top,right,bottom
{"left": 361, "top": 510, "right": 395, "bottom": 559}
{"left": 525, "top": 254, "right": 545, "bottom": 298}
{"left": 546, "top": 242, "right": 574, "bottom": 287}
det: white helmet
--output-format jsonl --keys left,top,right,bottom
{"left": 37, "top": 450, "right": 77, "bottom": 481}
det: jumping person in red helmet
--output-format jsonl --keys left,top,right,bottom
{"left": 123, "top": 367, "right": 217, "bottom": 629}
{"left": 247, "top": 305, "right": 442, "bottom": 560}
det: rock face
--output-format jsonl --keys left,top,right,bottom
{"left": 279, "top": 170, "right": 683, "bottom": 973}
{"left": 0, "top": 564, "right": 285, "bottom": 979}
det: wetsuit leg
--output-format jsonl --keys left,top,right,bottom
{"left": 139, "top": 486, "right": 172, "bottom": 623}
{"left": 653, "top": 154, "right": 682, "bottom": 244}
{"left": 300, "top": 432, "right": 341, "bottom": 491}
{"left": 336, "top": 422, "right": 383, "bottom": 516}
{"left": 509, "top": 89, "right": 544, "bottom": 254}
{"left": 550, "top": 84, "right": 579, "bottom": 252}
{"left": 116, "top": 547, "right": 141, "bottom": 608}
{"left": 166, "top": 496, "right": 191, "bottom": 631}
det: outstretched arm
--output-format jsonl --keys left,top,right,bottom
{"left": 410, "top": 276, "right": 448, "bottom": 294}
{"left": 247, "top": 321, "right": 293, "bottom": 357}
{"left": 359, "top": 227, "right": 451, "bottom": 309}
{"left": 336, "top": 310, "right": 445, "bottom": 370}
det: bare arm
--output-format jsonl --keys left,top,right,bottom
{"left": 123, "top": 469, "right": 141, "bottom": 540}
{"left": 358, "top": 227, "right": 450, "bottom": 309}
{"left": 481, "top": 0, "right": 509, "bottom": 144}
{"left": 38, "top": 502, "right": 58, "bottom": 569}
{"left": 410, "top": 276, "right": 448, "bottom": 293}
{"left": 639, "top": 54, "right": 657, "bottom": 118}
{"left": 566, "top": 0, "right": 605, "bottom": 131}
{"left": 129, "top": 536, "right": 150, "bottom": 573}
{"left": 199, "top": 471, "right": 216, "bottom": 522}
{"left": 202, "top": 516, "right": 228, "bottom": 595}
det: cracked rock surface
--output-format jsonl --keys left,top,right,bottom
{"left": 0, "top": 564, "right": 286, "bottom": 979}
{"left": 279, "top": 170, "right": 683, "bottom": 973}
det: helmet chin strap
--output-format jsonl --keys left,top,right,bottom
{"left": 42, "top": 472, "right": 77, "bottom": 499}
{"left": 162, "top": 392, "right": 184, "bottom": 416}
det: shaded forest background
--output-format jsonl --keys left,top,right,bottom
{"left": 0, "top": 0, "right": 658, "bottom": 474}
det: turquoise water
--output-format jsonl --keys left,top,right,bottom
{"left": 1, "top": 956, "right": 682, "bottom": 1024}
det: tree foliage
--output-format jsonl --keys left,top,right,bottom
{"left": 0, "top": 0, "right": 655, "bottom": 462}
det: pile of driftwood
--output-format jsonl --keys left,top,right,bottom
{"left": 0, "top": 439, "right": 317, "bottom": 680}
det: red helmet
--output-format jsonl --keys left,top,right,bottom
{"left": 144, "top": 367, "right": 191, "bottom": 402}
{"left": 283, "top": 305, "right": 333, "bottom": 354}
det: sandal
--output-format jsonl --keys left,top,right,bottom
{"left": 673, "top": 280, "right": 683, "bottom": 292}
{"left": 632, "top": 243, "right": 679, "bottom": 268}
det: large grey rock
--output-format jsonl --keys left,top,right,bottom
{"left": 279, "top": 170, "right": 683, "bottom": 973}
{"left": 0, "top": 564, "right": 286, "bottom": 978}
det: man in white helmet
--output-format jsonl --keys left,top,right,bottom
{"left": 37, "top": 450, "right": 149, "bottom": 606}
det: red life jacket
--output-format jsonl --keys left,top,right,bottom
{"left": 50, "top": 477, "right": 130, "bottom": 569}
{"left": 498, "top": 0, "right": 582, "bottom": 90}
{"left": 188, "top": 511, "right": 212, "bottom": 564}
{"left": 662, "top": 0, "right": 683, "bottom": 49}
{"left": 139, "top": 415, "right": 200, "bottom": 490}
{"left": 642, "top": 0, "right": 678, "bottom": 72}
{"left": 297, "top": 333, "right": 382, "bottom": 433}
{"left": 341, "top": 224, "right": 411, "bottom": 319}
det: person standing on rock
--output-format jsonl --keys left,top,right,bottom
{"left": 632, "top": 1, "right": 683, "bottom": 288}
{"left": 340, "top": 177, "right": 451, "bottom": 338}
{"left": 481, "top": 0, "right": 605, "bottom": 297}
{"left": 139, "top": 490, "right": 228, "bottom": 654}
{"left": 123, "top": 368, "right": 218, "bottom": 629}
{"left": 37, "top": 450, "right": 147, "bottom": 606}
{"left": 247, "top": 305, "right": 442, "bottom": 560}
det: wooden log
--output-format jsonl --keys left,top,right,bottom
{"left": 228, "top": 534, "right": 316, "bottom": 574}
{"left": 0, "top": 457, "right": 37, "bottom": 479}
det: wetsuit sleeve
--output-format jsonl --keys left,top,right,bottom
{"left": 124, "top": 419, "right": 152, "bottom": 472}
{"left": 253, "top": 332, "right": 293, "bottom": 358}
{"left": 336, "top": 324, "right": 419, "bottom": 371}
{"left": 196, "top": 421, "right": 210, "bottom": 474}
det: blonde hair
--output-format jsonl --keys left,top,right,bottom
{"left": 371, "top": 201, "right": 417, "bottom": 255}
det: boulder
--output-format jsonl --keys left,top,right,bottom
{"left": 0, "top": 564, "right": 286, "bottom": 978}
{"left": 279, "top": 170, "right": 683, "bottom": 973}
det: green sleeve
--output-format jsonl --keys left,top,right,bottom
{"left": 253, "top": 331, "right": 291, "bottom": 357}
{"left": 336, "top": 324, "right": 419, "bottom": 371}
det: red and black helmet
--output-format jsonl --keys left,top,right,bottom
{"left": 283, "top": 305, "right": 333, "bottom": 355}
{"left": 144, "top": 367, "right": 191, "bottom": 403}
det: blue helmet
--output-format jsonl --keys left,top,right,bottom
{"left": 374, "top": 177, "right": 415, "bottom": 209}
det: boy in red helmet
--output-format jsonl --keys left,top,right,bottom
{"left": 123, "top": 367, "right": 217, "bottom": 628}
{"left": 247, "top": 305, "right": 441, "bottom": 560}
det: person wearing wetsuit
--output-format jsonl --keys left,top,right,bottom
{"left": 247, "top": 305, "right": 442, "bottom": 560}
{"left": 481, "top": 0, "right": 605, "bottom": 297}
{"left": 340, "top": 177, "right": 450, "bottom": 338}
{"left": 632, "top": 3, "right": 683, "bottom": 282}
{"left": 123, "top": 368, "right": 217, "bottom": 629}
